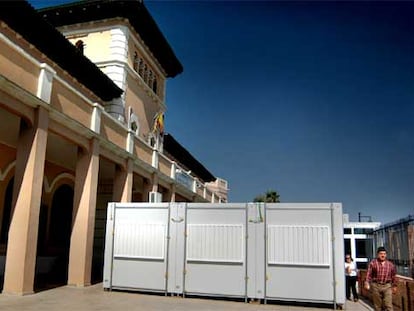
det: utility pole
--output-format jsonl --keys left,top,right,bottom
{"left": 358, "top": 212, "right": 372, "bottom": 222}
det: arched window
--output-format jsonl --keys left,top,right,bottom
{"left": 152, "top": 77, "right": 158, "bottom": 94}
{"left": 143, "top": 64, "right": 148, "bottom": 83}
{"left": 148, "top": 70, "right": 154, "bottom": 89}
{"left": 133, "top": 52, "right": 138, "bottom": 71}
{"left": 138, "top": 58, "right": 144, "bottom": 77}
{"left": 132, "top": 51, "right": 158, "bottom": 95}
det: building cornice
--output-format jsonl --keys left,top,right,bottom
{"left": 59, "top": 18, "right": 167, "bottom": 79}
{"left": 39, "top": 0, "right": 183, "bottom": 77}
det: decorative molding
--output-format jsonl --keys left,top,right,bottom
{"left": 36, "top": 63, "right": 56, "bottom": 104}
{"left": 0, "top": 161, "right": 16, "bottom": 181}
{"left": 170, "top": 162, "right": 176, "bottom": 179}
{"left": 91, "top": 103, "right": 103, "bottom": 133}
{"left": 60, "top": 19, "right": 165, "bottom": 77}
{"left": 43, "top": 172, "right": 75, "bottom": 193}
{"left": 96, "top": 60, "right": 165, "bottom": 110}
{"left": 110, "top": 26, "right": 129, "bottom": 63}
{"left": 103, "top": 63, "right": 126, "bottom": 91}
{"left": 152, "top": 148, "right": 159, "bottom": 169}
{"left": 0, "top": 32, "right": 40, "bottom": 67}
{"left": 126, "top": 130, "right": 134, "bottom": 154}
{"left": 127, "top": 106, "right": 139, "bottom": 136}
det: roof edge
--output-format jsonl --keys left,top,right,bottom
{"left": 163, "top": 133, "right": 216, "bottom": 183}
{"left": 38, "top": 0, "right": 183, "bottom": 78}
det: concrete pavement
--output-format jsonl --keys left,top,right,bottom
{"left": 0, "top": 283, "right": 373, "bottom": 311}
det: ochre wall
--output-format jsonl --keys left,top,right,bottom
{"left": 0, "top": 31, "right": 39, "bottom": 96}
{"left": 67, "top": 30, "right": 112, "bottom": 63}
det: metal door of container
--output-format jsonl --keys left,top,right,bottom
{"left": 166, "top": 203, "right": 186, "bottom": 294}
{"left": 264, "top": 203, "right": 344, "bottom": 304}
{"left": 103, "top": 203, "right": 170, "bottom": 292}
{"left": 246, "top": 203, "right": 265, "bottom": 299}
{"left": 184, "top": 203, "right": 247, "bottom": 297}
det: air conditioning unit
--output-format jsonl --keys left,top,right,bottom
{"left": 149, "top": 191, "right": 162, "bottom": 203}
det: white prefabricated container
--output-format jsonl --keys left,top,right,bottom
{"left": 103, "top": 202, "right": 345, "bottom": 307}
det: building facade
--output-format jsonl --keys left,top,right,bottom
{"left": 343, "top": 214, "right": 381, "bottom": 269}
{"left": 205, "top": 177, "right": 229, "bottom": 203}
{"left": 0, "top": 0, "right": 227, "bottom": 295}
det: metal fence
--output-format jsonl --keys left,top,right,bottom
{"left": 374, "top": 215, "right": 414, "bottom": 278}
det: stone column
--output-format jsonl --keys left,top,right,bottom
{"left": 151, "top": 173, "right": 159, "bottom": 193}
{"left": 169, "top": 184, "right": 176, "bottom": 202}
{"left": 113, "top": 158, "right": 133, "bottom": 202}
{"left": 142, "top": 177, "right": 152, "bottom": 202}
{"left": 3, "top": 107, "right": 49, "bottom": 295}
{"left": 67, "top": 138, "right": 100, "bottom": 286}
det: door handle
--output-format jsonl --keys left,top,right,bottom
{"left": 171, "top": 217, "right": 184, "bottom": 223}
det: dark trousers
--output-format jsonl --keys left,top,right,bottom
{"left": 346, "top": 275, "right": 358, "bottom": 300}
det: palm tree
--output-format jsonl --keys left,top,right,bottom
{"left": 253, "top": 190, "right": 280, "bottom": 203}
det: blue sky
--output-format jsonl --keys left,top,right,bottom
{"left": 30, "top": 1, "right": 414, "bottom": 224}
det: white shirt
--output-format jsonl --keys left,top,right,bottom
{"left": 345, "top": 261, "right": 357, "bottom": 277}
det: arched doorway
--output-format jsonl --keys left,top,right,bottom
{"left": 0, "top": 177, "right": 14, "bottom": 291}
{"left": 0, "top": 177, "right": 13, "bottom": 246}
{"left": 35, "top": 184, "right": 73, "bottom": 291}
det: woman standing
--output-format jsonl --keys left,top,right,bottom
{"left": 345, "top": 254, "right": 359, "bottom": 302}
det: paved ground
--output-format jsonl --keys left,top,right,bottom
{"left": 0, "top": 283, "right": 373, "bottom": 311}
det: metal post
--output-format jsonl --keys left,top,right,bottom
{"left": 264, "top": 203, "right": 267, "bottom": 305}
{"left": 165, "top": 203, "right": 172, "bottom": 296}
{"left": 331, "top": 204, "right": 337, "bottom": 310}
{"left": 244, "top": 203, "right": 248, "bottom": 303}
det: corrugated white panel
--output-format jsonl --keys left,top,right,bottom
{"left": 268, "top": 225, "right": 330, "bottom": 266}
{"left": 114, "top": 221, "right": 166, "bottom": 260}
{"left": 187, "top": 224, "right": 244, "bottom": 263}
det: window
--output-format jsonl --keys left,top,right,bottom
{"left": 148, "top": 70, "right": 154, "bottom": 88}
{"left": 344, "top": 238, "right": 351, "bottom": 256}
{"left": 344, "top": 228, "right": 352, "bottom": 234}
{"left": 133, "top": 52, "right": 138, "bottom": 71}
{"left": 132, "top": 50, "right": 159, "bottom": 95}
{"left": 143, "top": 64, "right": 148, "bottom": 83}
{"left": 138, "top": 58, "right": 144, "bottom": 76}
{"left": 153, "top": 77, "right": 157, "bottom": 93}
{"left": 357, "top": 262, "right": 368, "bottom": 270}
{"left": 355, "top": 238, "right": 373, "bottom": 258}
{"left": 354, "top": 228, "right": 374, "bottom": 235}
